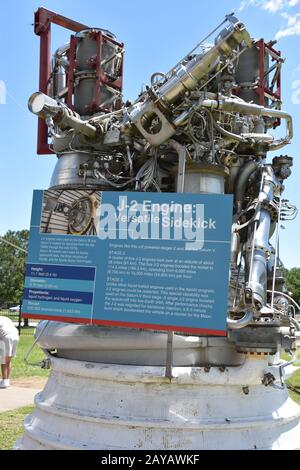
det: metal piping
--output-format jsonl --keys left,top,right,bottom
{"left": 227, "top": 310, "right": 254, "bottom": 329}
{"left": 234, "top": 160, "right": 259, "bottom": 213}
{"left": 266, "top": 290, "right": 300, "bottom": 312}
{"left": 246, "top": 169, "right": 278, "bottom": 307}
{"left": 246, "top": 217, "right": 270, "bottom": 306}
{"left": 290, "top": 318, "right": 300, "bottom": 332}
{"left": 202, "top": 97, "right": 293, "bottom": 150}
{"left": 126, "top": 19, "right": 251, "bottom": 146}
{"left": 213, "top": 120, "right": 245, "bottom": 143}
{"left": 28, "top": 92, "right": 99, "bottom": 139}
{"left": 169, "top": 140, "right": 187, "bottom": 193}
{"left": 264, "top": 109, "right": 293, "bottom": 150}
{"left": 213, "top": 120, "right": 274, "bottom": 145}
{"left": 51, "top": 43, "right": 70, "bottom": 98}
{"left": 157, "top": 21, "right": 251, "bottom": 106}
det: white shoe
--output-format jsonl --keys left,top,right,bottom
{"left": 0, "top": 379, "right": 10, "bottom": 388}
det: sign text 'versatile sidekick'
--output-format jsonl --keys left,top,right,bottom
{"left": 22, "top": 190, "right": 233, "bottom": 335}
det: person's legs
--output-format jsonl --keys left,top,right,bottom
{"left": 4, "top": 357, "right": 12, "bottom": 378}
{"left": 0, "top": 337, "right": 18, "bottom": 388}
{"left": 0, "top": 336, "right": 15, "bottom": 388}
{"left": 0, "top": 356, "right": 12, "bottom": 387}
{"left": 1, "top": 362, "right": 7, "bottom": 379}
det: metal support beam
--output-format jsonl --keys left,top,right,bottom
{"left": 34, "top": 7, "right": 89, "bottom": 154}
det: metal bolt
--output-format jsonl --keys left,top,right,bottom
{"left": 262, "top": 372, "right": 276, "bottom": 386}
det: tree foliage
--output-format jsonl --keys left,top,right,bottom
{"left": 284, "top": 267, "right": 300, "bottom": 305}
{"left": 0, "top": 230, "right": 29, "bottom": 307}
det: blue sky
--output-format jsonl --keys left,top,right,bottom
{"left": 0, "top": 0, "right": 299, "bottom": 267}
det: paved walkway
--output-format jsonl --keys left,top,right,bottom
{"left": 284, "top": 364, "right": 300, "bottom": 379}
{"left": 0, "top": 378, "right": 47, "bottom": 412}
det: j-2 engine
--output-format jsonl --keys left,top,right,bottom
{"left": 28, "top": 11, "right": 298, "bottom": 356}
{"left": 17, "top": 7, "right": 300, "bottom": 451}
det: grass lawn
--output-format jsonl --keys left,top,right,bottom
{"left": 281, "top": 349, "right": 300, "bottom": 367}
{"left": 283, "top": 348, "right": 300, "bottom": 405}
{"left": 0, "top": 406, "right": 34, "bottom": 450}
{"left": 286, "top": 368, "right": 300, "bottom": 405}
{"left": 11, "top": 328, "right": 49, "bottom": 379}
{"left": 0, "top": 310, "right": 48, "bottom": 378}
{"left": 0, "top": 329, "right": 48, "bottom": 449}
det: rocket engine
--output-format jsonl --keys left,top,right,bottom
{"left": 28, "top": 12, "right": 298, "bottom": 355}
{"left": 17, "top": 7, "right": 300, "bottom": 451}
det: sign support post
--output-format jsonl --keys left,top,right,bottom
{"left": 164, "top": 142, "right": 186, "bottom": 379}
{"left": 165, "top": 331, "right": 174, "bottom": 379}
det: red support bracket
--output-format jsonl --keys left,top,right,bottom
{"left": 34, "top": 7, "right": 89, "bottom": 154}
{"left": 86, "top": 32, "right": 124, "bottom": 114}
{"left": 255, "top": 39, "right": 282, "bottom": 128}
{"left": 94, "top": 31, "right": 103, "bottom": 112}
{"left": 66, "top": 35, "right": 77, "bottom": 109}
{"left": 257, "top": 39, "right": 266, "bottom": 107}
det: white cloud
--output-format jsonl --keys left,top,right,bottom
{"left": 239, "top": 0, "right": 300, "bottom": 38}
{"left": 276, "top": 12, "right": 300, "bottom": 37}
{"left": 264, "top": 0, "right": 297, "bottom": 12}
{"left": 239, "top": 0, "right": 299, "bottom": 12}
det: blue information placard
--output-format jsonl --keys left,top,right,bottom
{"left": 22, "top": 190, "right": 233, "bottom": 335}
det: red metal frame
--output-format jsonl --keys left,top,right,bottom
{"left": 34, "top": 8, "right": 124, "bottom": 153}
{"left": 92, "top": 31, "right": 103, "bottom": 113}
{"left": 86, "top": 31, "right": 124, "bottom": 114}
{"left": 233, "top": 39, "right": 282, "bottom": 129}
{"left": 66, "top": 35, "right": 77, "bottom": 109}
{"left": 256, "top": 39, "right": 282, "bottom": 128}
{"left": 34, "top": 7, "right": 89, "bottom": 154}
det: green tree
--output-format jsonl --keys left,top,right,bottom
{"left": 284, "top": 267, "right": 300, "bottom": 306}
{"left": 0, "top": 230, "right": 29, "bottom": 307}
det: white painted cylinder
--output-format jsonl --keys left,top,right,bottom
{"left": 16, "top": 356, "right": 300, "bottom": 450}
{"left": 184, "top": 172, "right": 225, "bottom": 194}
{"left": 180, "top": 163, "right": 227, "bottom": 194}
